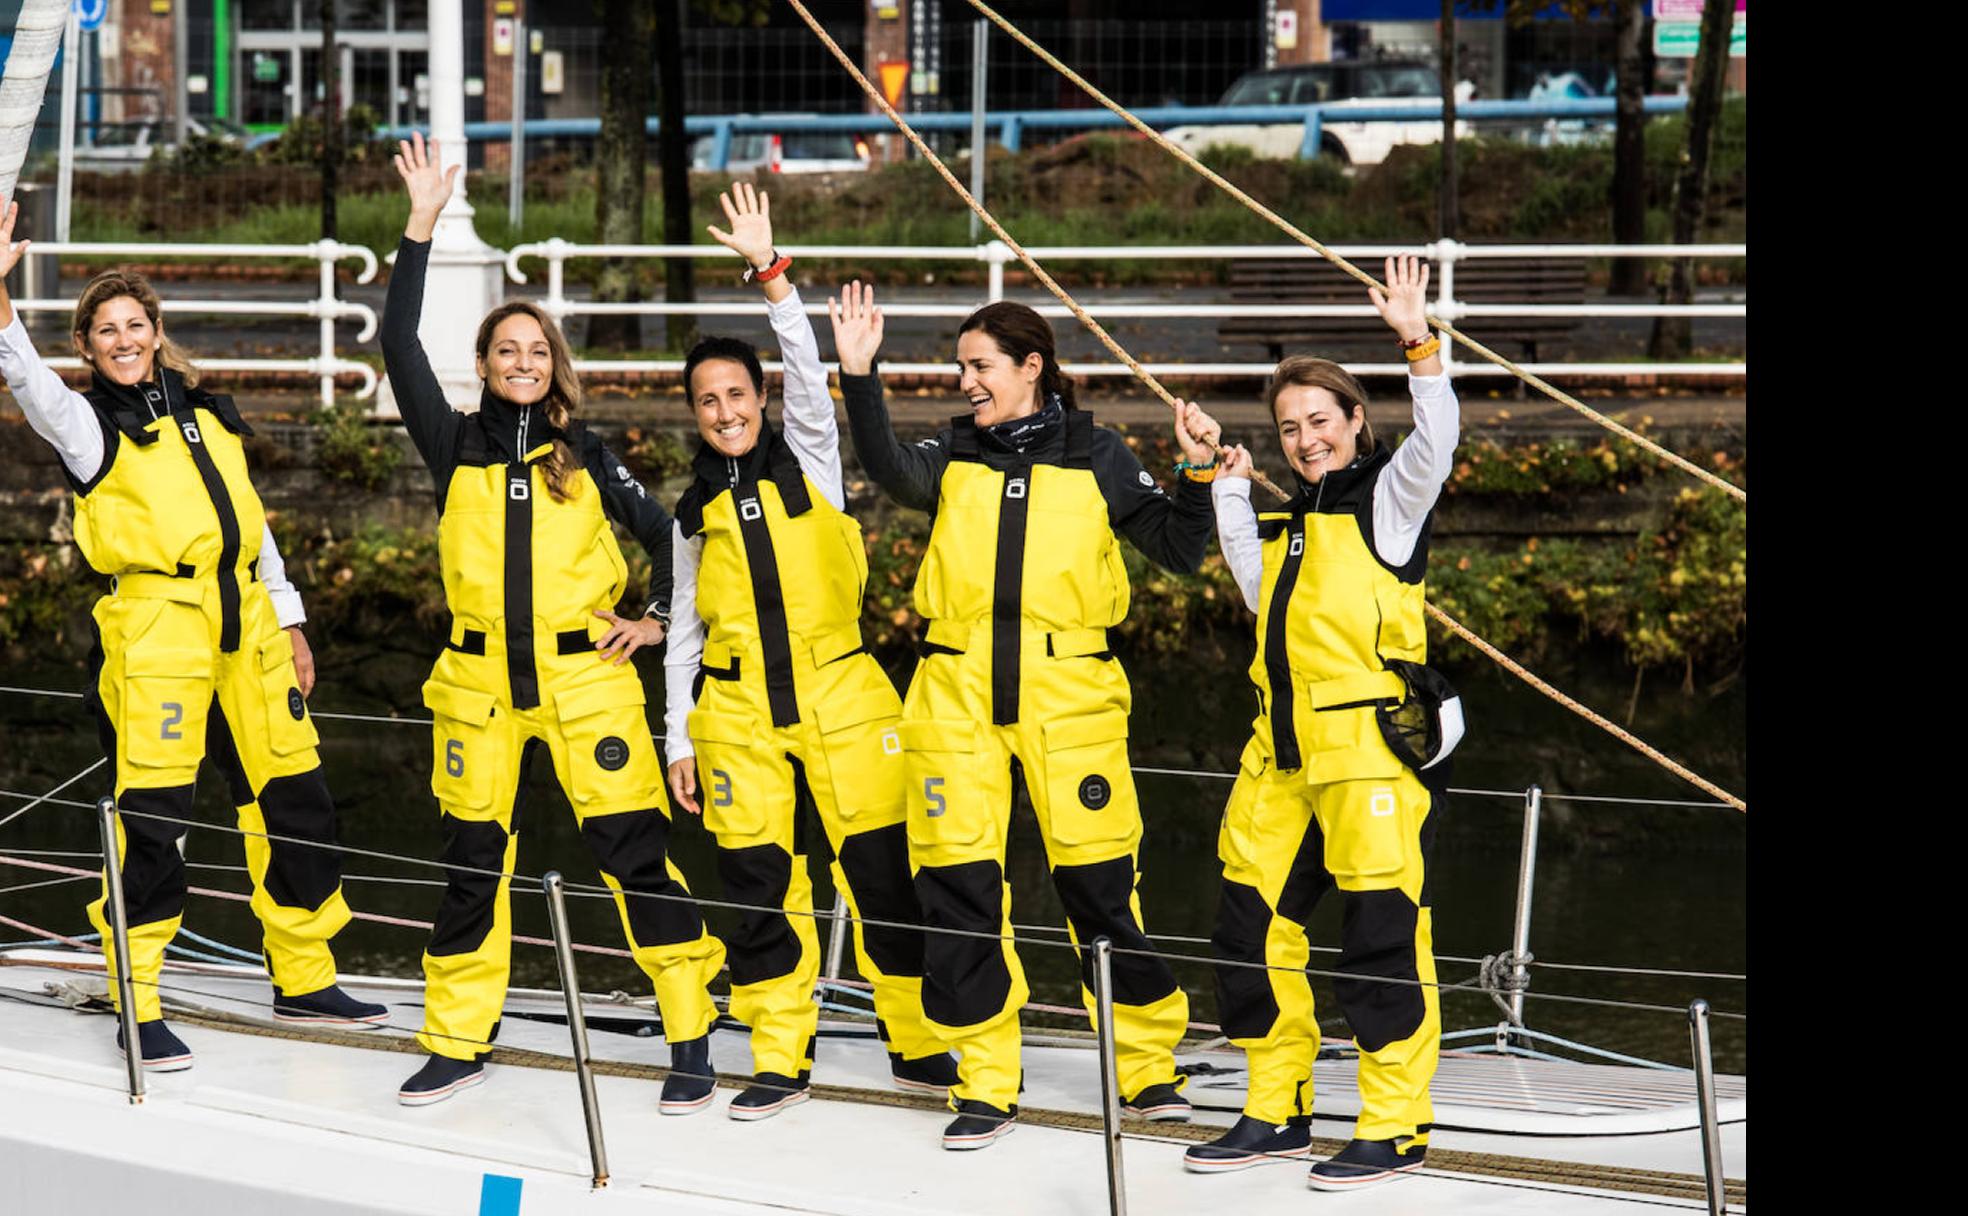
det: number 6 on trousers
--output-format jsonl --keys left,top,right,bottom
{"left": 445, "top": 738, "right": 465, "bottom": 778}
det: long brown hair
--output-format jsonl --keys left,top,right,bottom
{"left": 1264, "top": 355, "right": 1377, "bottom": 456}
{"left": 71, "top": 269, "right": 199, "bottom": 388}
{"left": 957, "top": 301, "right": 1077, "bottom": 410}
{"left": 475, "top": 300, "right": 583, "bottom": 502}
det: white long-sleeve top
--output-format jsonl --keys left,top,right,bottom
{"left": 0, "top": 314, "right": 308, "bottom": 626}
{"left": 662, "top": 286, "right": 840, "bottom": 763}
{"left": 1213, "top": 372, "right": 1460, "bottom": 612}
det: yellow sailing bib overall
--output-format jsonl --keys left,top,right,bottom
{"left": 417, "top": 424, "right": 724, "bottom": 1061}
{"left": 1213, "top": 450, "right": 1442, "bottom": 1144}
{"left": 903, "top": 411, "right": 1189, "bottom": 1112}
{"left": 76, "top": 372, "right": 352, "bottom": 1020}
{"left": 678, "top": 429, "right": 941, "bottom": 1082}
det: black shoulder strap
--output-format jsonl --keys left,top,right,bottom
{"left": 1062, "top": 409, "right": 1095, "bottom": 469}
{"left": 81, "top": 385, "right": 162, "bottom": 448}
{"left": 190, "top": 391, "right": 254, "bottom": 438}
{"left": 949, "top": 416, "right": 981, "bottom": 461}
{"left": 673, "top": 480, "right": 709, "bottom": 538}
{"left": 762, "top": 424, "right": 813, "bottom": 518}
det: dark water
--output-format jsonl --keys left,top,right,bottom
{"left": 0, "top": 634, "right": 1744, "bottom": 1074}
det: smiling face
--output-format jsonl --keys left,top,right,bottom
{"left": 79, "top": 295, "right": 161, "bottom": 387}
{"left": 956, "top": 329, "right": 1043, "bottom": 427}
{"left": 1274, "top": 383, "right": 1363, "bottom": 484}
{"left": 689, "top": 357, "right": 764, "bottom": 458}
{"left": 476, "top": 313, "right": 553, "bottom": 406}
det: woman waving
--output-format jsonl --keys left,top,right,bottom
{"left": 832, "top": 286, "right": 1221, "bottom": 1149}
{"left": 383, "top": 134, "right": 724, "bottom": 1108}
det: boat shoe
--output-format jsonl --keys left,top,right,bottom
{"left": 889, "top": 1050, "right": 960, "bottom": 1095}
{"left": 729, "top": 1072, "right": 811, "bottom": 1121}
{"left": 398, "top": 1054, "right": 485, "bottom": 1106}
{"left": 941, "top": 1099, "right": 1018, "bottom": 1150}
{"left": 273, "top": 983, "right": 390, "bottom": 1027}
{"left": 1182, "top": 1114, "right": 1314, "bottom": 1173}
{"left": 659, "top": 1034, "right": 718, "bottom": 1114}
{"left": 115, "top": 1018, "right": 194, "bottom": 1072}
{"left": 1121, "top": 1079, "right": 1192, "bottom": 1122}
{"left": 1307, "top": 1135, "right": 1427, "bottom": 1191}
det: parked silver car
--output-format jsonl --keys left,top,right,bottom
{"left": 1165, "top": 61, "right": 1473, "bottom": 167}
{"left": 690, "top": 123, "right": 871, "bottom": 175}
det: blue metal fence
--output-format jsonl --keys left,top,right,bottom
{"left": 385, "top": 95, "right": 1689, "bottom": 168}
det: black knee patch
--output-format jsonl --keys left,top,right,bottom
{"left": 114, "top": 786, "right": 194, "bottom": 926}
{"left": 204, "top": 698, "right": 255, "bottom": 809}
{"left": 837, "top": 823, "right": 926, "bottom": 979}
{"left": 581, "top": 810, "right": 708, "bottom": 949}
{"left": 1051, "top": 856, "right": 1178, "bottom": 1007}
{"left": 427, "top": 815, "right": 510, "bottom": 957}
{"left": 257, "top": 769, "right": 343, "bottom": 909}
{"left": 1334, "top": 888, "right": 1426, "bottom": 1053}
{"left": 916, "top": 859, "right": 1014, "bottom": 1029}
{"left": 713, "top": 841, "right": 803, "bottom": 986}
{"left": 1276, "top": 814, "right": 1334, "bottom": 927}
{"left": 1211, "top": 879, "right": 1281, "bottom": 1039}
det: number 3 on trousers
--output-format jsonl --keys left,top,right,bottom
{"left": 924, "top": 776, "right": 947, "bottom": 818}
{"left": 445, "top": 739, "right": 465, "bottom": 778}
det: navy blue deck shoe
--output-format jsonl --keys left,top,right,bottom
{"left": 889, "top": 1050, "right": 960, "bottom": 1095}
{"left": 659, "top": 1034, "right": 717, "bottom": 1115}
{"left": 1182, "top": 1114, "right": 1314, "bottom": 1173}
{"left": 1306, "top": 1135, "right": 1427, "bottom": 1191}
{"left": 941, "top": 1099, "right": 1017, "bottom": 1150}
{"left": 728, "top": 1072, "right": 812, "bottom": 1121}
{"left": 398, "top": 1054, "right": 485, "bottom": 1106}
{"left": 1121, "top": 1078, "right": 1192, "bottom": 1122}
{"left": 115, "top": 1018, "right": 193, "bottom": 1071}
{"left": 272, "top": 983, "right": 389, "bottom": 1027}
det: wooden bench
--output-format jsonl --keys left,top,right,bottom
{"left": 1218, "top": 255, "right": 1589, "bottom": 368}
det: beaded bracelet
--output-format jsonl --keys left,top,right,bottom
{"left": 1174, "top": 458, "right": 1220, "bottom": 484}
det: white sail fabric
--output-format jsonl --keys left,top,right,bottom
{"left": 0, "top": 0, "right": 73, "bottom": 213}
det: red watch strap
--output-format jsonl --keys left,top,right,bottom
{"left": 754, "top": 253, "right": 793, "bottom": 283}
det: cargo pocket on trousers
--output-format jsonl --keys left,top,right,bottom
{"left": 121, "top": 647, "right": 215, "bottom": 772}
{"left": 258, "top": 631, "right": 320, "bottom": 757}
{"left": 817, "top": 691, "right": 906, "bottom": 828}
{"left": 1218, "top": 736, "right": 1272, "bottom": 870}
{"left": 423, "top": 677, "right": 498, "bottom": 814}
{"left": 557, "top": 676, "right": 658, "bottom": 811}
{"left": 1322, "top": 782, "right": 1410, "bottom": 881}
{"left": 686, "top": 708, "right": 773, "bottom": 839}
{"left": 899, "top": 720, "right": 988, "bottom": 850}
{"left": 1038, "top": 709, "right": 1138, "bottom": 851}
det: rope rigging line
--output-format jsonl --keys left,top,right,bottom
{"left": 956, "top": 0, "right": 1746, "bottom": 506}
{"left": 784, "top": 0, "right": 1744, "bottom": 814}
{"left": 0, "top": 757, "right": 105, "bottom": 832}
{"left": 779, "top": 0, "right": 1287, "bottom": 500}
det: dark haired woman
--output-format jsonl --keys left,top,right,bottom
{"left": 830, "top": 284, "right": 1222, "bottom": 1149}
{"left": 385, "top": 134, "right": 724, "bottom": 1107}
{"left": 1182, "top": 256, "right": 1461, "bottom": 1191}
{"left": 0, "top": 206, "right": 387, "bottom": 1070}
{"left": 660, "top": 184, "right": 955, "bottom": 1120}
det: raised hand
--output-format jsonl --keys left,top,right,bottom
{"left": 1172, "top": 397, "right": 1224, "bottom": 468}
{"left": 0, "top": 202, "right": 29, "bottom": 282}
{"left": 1220, "top": 443, "right": 1254, "bottom": 481}
{"left": 828, "top": 280, "right": 885, "bottom": 377}
{"left": 393, "top": 131, "right": 460, "bottom": 241}
{"left": 1368, "top": 254, "right": 1432, "bottom": 344}
{"left": 705, "top": 181, "right": 776, "bottom": 270}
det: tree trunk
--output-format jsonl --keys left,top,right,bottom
{"left": 655, "top": 0, "right": 695, "bottom": 353}
{"left": 1608, "top": 0, "right": 1650, "bottom": 295}
{"left": 591, "top": 0, "right": 653, "bottom": 353}
{"left": 1438, "top": 0, "right": 1457, "bottom": 241}
{"left": 1648, "top": 0, "right": 1731, "bottom": 359}
{"left": 320, "top": 0, "right": 338, "bottom": 240}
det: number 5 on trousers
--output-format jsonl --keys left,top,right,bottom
{"left": 924, "top": 776, "right": 947, "bottom": 818}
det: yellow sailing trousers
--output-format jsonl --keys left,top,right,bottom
{"left": 687, "top": 643, "right": 943, "bottom": 1079}
{"left": 418, "top": 642, "right": 725, "bottom": 1061}
{"left": 1212, "top": 741, "right": 1440, "bottom": 1142}
{"left": 901, "top": 627, "right": 1190, "bottom": 1111}
{"left": 86, "top": 575, "right": 353, "bottom": 1022}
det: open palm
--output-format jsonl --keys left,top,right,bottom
{"left": 393, "top": 131, "right": 459, "bottom": 219}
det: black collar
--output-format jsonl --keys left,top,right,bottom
{"left": 1285, "top": 445, "right": 1389, "bottom": 513}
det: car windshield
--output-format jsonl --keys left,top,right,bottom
{"left": 1356, "top": 65, "right": 1441, "bottom": 98}
{"left": 91, "top": 124, "right": 151, "bottom": 147}
{"left": 1222, "top": 70, "right": 1307, "bottom": 106}
{"left": 779, "top": 132, "right": 860, "bottom": 160}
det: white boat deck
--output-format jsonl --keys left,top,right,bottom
{"left": 0, "top": 953, "right": 1744, "bottom": 1215}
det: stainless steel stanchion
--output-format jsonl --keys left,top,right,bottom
{"left": 1091, "top": 937, "right": 1128, "bottom": 1216}
{"left": 821, "top": 891, "right": 850, "bottom": 983}
{"left": 1497, "top": 783, "right": 1542, "bottom": 1050}
{"left": 543, "top": 872, "right": 609, "bottom": 1188}
{"left": 1688, "top": 999, "right": 1725, "bottom": 1216}
{"left": 97, "top": 796, "right": 145, "bottom": 1104}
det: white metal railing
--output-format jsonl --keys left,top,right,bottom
{"left": 12, "top": 240, "right": 382, "bottom": 404}
{"left": 505, "top": 238, "right": 1746, "bottom": 381}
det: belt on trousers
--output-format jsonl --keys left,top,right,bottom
{"left": 446, "top": 624, "right": 600, "bottom": 657}
{"left": 112, "top": 560, "right": 258, "bottom": 605}
{"left": 917, "top": 618, "right": 1112, "bottom": 660}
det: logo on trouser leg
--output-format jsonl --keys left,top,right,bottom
{"left": 1078, "top": 775, "right": 1111, "bottom": 810}
{"left": 594, "top": 737, "right": 630, "bottom": 771}
{"left": 288, "top": 688, "right": 306, "bottom": 720}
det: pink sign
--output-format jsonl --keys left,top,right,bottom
{"left": 1654, "top": 0, "right": 1745, "bottom": 16}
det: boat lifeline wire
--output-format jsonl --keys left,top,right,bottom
{"left": 957, "top": 0, "right": 1745, "bottom": 507}
{"left": 777, "top": 0, "right": 1744, "bottom": 813}
{"left": 0, "top": 794, "right": 1745, "bottom": 1023}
